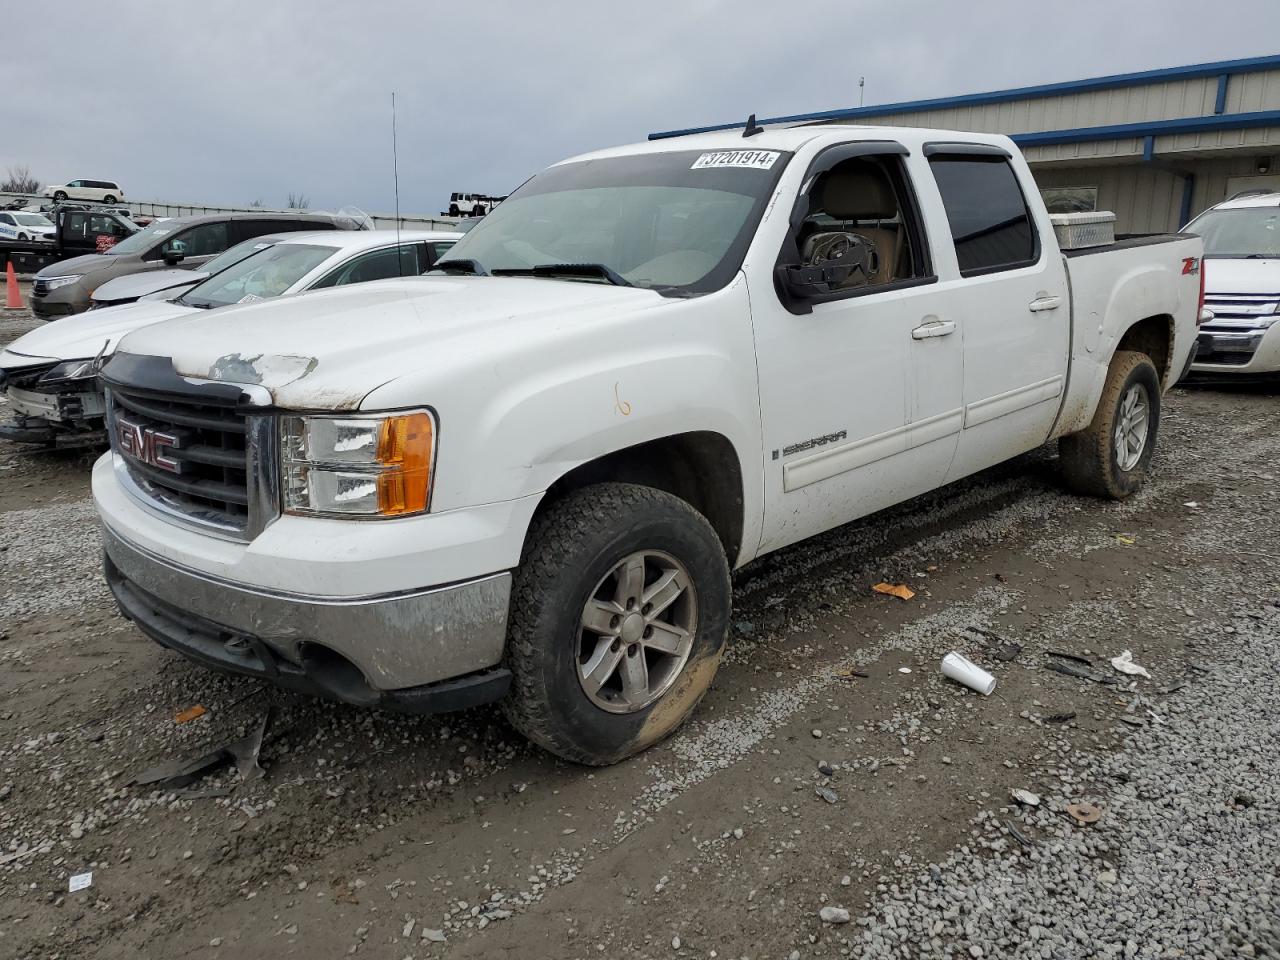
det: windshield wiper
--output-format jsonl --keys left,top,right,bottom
{"left": 433, "top": 258, "right": 490, "bottom": 276}
{"left": 491, "top": 263, "right": 634, "bottom": 287}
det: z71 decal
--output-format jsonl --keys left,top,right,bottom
{"left": 1181, "top": 256, "right": 1201, "bottom": 276}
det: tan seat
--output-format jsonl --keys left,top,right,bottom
{"left": 800, "top": 163, "right": 903, "bottom": 287}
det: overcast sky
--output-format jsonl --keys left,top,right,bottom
{"left": 4, "top": 1, "right": 1279, "bottom": 216}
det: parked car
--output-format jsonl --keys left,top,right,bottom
{"left": 91, "top": 125, "right": 1202, "bottom": 764}
{"left": 0, "top": 211, "right": 56, "bottom": 242}
{"left": 90, "top": 233, "right": 288, "bottom": 308}
{"left": 42, "top": 179, "right": 125, "bottom": 204}
{"left": 1181, "top": 190, "right": 1280, "bottom": 378}
{"left": 29, "top": 212, "right": 353, "bottom": 320}
{"left": 0, "top": 229, "right": 460, "bottom": 445}
{"left": 0, "top": 206, "right": 139, "bottom": 277}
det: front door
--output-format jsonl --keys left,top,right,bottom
{"left": 752, "top": 146, "right": 963, "bottom": 555}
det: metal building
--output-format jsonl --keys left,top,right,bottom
{"left": 651, "top": 54, "right": 1280, "bottom": 234}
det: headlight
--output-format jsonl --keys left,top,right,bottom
{"left": 42, "top": 275, "right": 82, "bottom": 291}
{"left": 281, "top": 411, "right": 436, "bottom": 518}
{"left": 37, "top": 358, "right": 99, "bottom": 386}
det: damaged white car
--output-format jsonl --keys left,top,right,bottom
{"left": 0, "top": 229, "right": 459, "bottom": 445}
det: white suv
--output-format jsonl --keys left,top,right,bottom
{"left": 42, "top": 179, "right": 125, "bottom": 203}
{"left": 1184, "top": 190, "right": 1280, "bottom": 377}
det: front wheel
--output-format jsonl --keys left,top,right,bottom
{"left": 53, "top": 191, "right": 67, "bottom": 201}
{"left": 17, "top": 233, "right": 27, "bottom": 241}
{"left": 1059, "top": 349, "right": 1161, "bottom": 499}
{"left": 502, "top": 483, "right": 731, "bottom": 765}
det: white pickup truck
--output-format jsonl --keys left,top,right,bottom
{"left": 91, "top": 124, "right": 1204, "bottom": 765}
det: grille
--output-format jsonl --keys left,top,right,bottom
{"left": 110, "top": 387, "right": 251, "bottom": 528}
{"left": 1203, "top": 292, "right": 1279, "bottom": 322}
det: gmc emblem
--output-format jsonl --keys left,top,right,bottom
{"left": 116, "top": 415, "right": 182, "bottom": 474}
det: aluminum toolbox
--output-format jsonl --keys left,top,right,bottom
{"left": 1049, "top": 211, "right": 1116, "bottom": 250}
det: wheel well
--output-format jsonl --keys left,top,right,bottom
{"left": 1115, "top": 314, "right": 1173, "bottom": 386}
{"left": 538, "top": 432, "right": 745, "bottom": 563}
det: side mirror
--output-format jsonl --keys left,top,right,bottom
{"left": 162, "top": 248, "right": 184, "bottom": 266}
{"left": 777, "top": 239, "right": 880, "bottom": 301}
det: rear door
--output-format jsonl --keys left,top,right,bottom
{"left": 921, "top": 146, "right": 1070, "bottom": 482}
{"left": 752, "top": 143, "right": 964, "bottom": 554}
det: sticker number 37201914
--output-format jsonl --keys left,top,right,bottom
{"left": 691, "top": 150, "right": 781, "bottom": 171}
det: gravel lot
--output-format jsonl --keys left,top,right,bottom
{"left": 1, "top": 306, "right": 1277, "bottom": 959}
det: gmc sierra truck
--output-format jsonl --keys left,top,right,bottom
{"left": 89, "top": 124, "right": 1204, "bottom": 765}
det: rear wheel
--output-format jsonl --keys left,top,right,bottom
{"left": 103, "top": 195, "right": 117, "bottom": 203}
{"left": 502, "top": 483, "right": 731, "bottom": 765}
{"left": 1059, "top": 350, "right": 1160, "bottom": 499}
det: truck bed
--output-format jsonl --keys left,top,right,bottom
{"left": 1062, "top": 233, "right": 1186, "bottom": 257}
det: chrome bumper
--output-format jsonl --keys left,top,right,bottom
{"left": 102, "top": 523, "right": 513, "bottom": 710}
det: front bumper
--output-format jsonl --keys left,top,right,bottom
{"left": 102, "top": 522, "right": 513, "bottom": 712}
{"left": 0, "top": 383, "right": 106, "bottom": 445}
{"left": 1189, "top": 320, "right": 1280, "bottom": 376}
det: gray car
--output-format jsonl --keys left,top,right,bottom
{"left": 30, "top": 212, "right": 349, "bottom": 320}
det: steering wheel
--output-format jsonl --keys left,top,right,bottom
{"left": 805, "top": 232, "right": 880, "bottom": 286}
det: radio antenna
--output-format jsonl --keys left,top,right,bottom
{"left": 392, "top": 91, "right": 403, "bottom": 276}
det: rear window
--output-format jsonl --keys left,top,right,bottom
{"left": 929, "top": 156, "right": 1038, "bottom": 276}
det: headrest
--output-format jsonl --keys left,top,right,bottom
{"left": 816, "top": 163, "right": 898, "bottom": 220}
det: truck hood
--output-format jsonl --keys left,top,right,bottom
{"left": 93, "top": 269, "right": 207, "bottom": 303}
{"left": 117, "top": 276, "right": 669, "bottom": 408}
{"left": 1204, "top": 257, "right": 1280, "bottom": 295}
{"left": 2, "top": 299, "right": 200, "bottom": 364}
{"left": 35, "top": 253, "right": 121, "bottom": 278}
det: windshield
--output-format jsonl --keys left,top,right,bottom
{"left": 14, "top": 213, "right": 52, "bottom": 227}
{"left": 107, "top": 219, "right": 176, "bottom": 255}
{"left": 199, "top": 236, "right": 279, "bottom": 276}
{"left": 178, "top": 243, "right": 334, "bottom": 309}
{"left": 436, "top": 148, "right": 792, "bottom": 295}
{"left": 1185, "top": 206, "right": 1280, "bottom": 258}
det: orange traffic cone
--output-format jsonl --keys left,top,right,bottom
{"left": 4, "top": 261, "right": 22, "bottom": 310}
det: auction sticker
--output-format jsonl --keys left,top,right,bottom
{"left": 691, "top": 150, "right": 780, "bottom": 171}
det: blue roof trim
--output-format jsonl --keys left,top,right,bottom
{"left": 649, "top": 53, "right": 1280, "bottom": 140}
{"left": 1009, "top": 109, "right": 1280, "bottom": 147}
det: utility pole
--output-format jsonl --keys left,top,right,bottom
{"left": 859, "top": 77, "right": 865, "bottom": 107}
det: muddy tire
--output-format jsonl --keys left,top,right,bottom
{"left": 502, "top": 482, "right": 731, "bottom": 765}
{"left": 1060, "top": 350, "right": 1161, "bottom": 499}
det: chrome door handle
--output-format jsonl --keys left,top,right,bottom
{"left": 911, "top": 319, "right": 956, "bottom": 340}
{"left": 1029, "top": 296, "right": 1062, "bottom": 312}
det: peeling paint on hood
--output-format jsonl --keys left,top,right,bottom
{"left": 206, "top": 352, "right": 318, "bottom": 387}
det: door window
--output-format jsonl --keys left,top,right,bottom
{"left": 928, "top": 156, "right": 1038, "bottom": 276}
{"left": 163, "top": 221, "right": 230, "bottom": 258}
{"left": 0, "top": 214, "right": 12, "bottom": 226}
{"left": 426, "top": 241, "right": 455, "bottom": 267}
{"left": 778, "top": 151, "right": 931, "bottom": 304}
{"left": 311, "top": 245, "right": 421, "bottom": 288}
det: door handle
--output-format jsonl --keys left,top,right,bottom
{"left": 911, "top": 319, "right": 956, "bottom": 340}
{"left": 1029, "top": 295, "right": 1062, "bottom": 312}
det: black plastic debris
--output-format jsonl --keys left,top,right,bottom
{"left": 129, "top": 709, "right": 272, "bottom": 791}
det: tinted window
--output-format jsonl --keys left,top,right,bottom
{"left": 164, "top": 221, "right": 230, "bottom": 258}
{"left": 311, "top": 245, "right": 421, "bottom": 288}
{"left": 0, "top": 214, "right": 11, "bottom": 225}
{"left": 929, "top": 157, "right": 1037, "bottom": 276}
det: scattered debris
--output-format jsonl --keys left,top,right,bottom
{"left": 1005, "top": 820, "right": 1033, "bottom": 848}
{"left": 1047, "top": 649, "right": 1094, "bottom": 667}
{"left": 1110, "top": 649, "right": 1152, "bottom": 680}
{"left": 835, "top": 667, "right": 870, "bottom": 680}
{"left": 1119, "top": 716, "right": 1146, "bottom": 728}
{"left": 817, "top": 761, "right": 835, "bottom": 777}
{"left": 1044, "top": 660, "right": 1116, "bottom": 685}
{"left": 1011, "top": 789, "right": 1041, "bottom": 807}
{"left": 941, "top": 651, "right": 996, "bottom": 696}
{"left": 421, "top": 928, "right": 447, "bottom": 943}
{"left": 1183, "top": 501, "right": 1199, "bottom": 508}
{"left": 991, "top": 642, "right": 1023, "bottom": 662}
{"left": 130, "top": 710, "right": 272, "bottom": 790}
{"left": 68, "top": 872, "right": 93, "bottom": 893}
{"left": 872, "top": 582, "right": 916, "bottom": 601}
{"left": 819, "top": 906, "right": 851, "bottom": 924}
{"left": 1065, "top": 801, "right": 1103, "bottom": 825}
{"left": 1115, "top": 534, "right": 1136, "bottom": 545}
{"left": 811, "top": 729, "right": 823, "bottom": 739}
{"left": 898, "top": 667, "right": 913, "bottom": 674}
{"left": 174, "top": 705, "right": 207, "bottom": 724}
{"left": 1044, "top": 712, "right": 1078, "bottom": 724}
{"left": 1158, "top": 681, "right": 1186, "bottom": 695}
{"left": 815, "top": 786, "right": 839, "bottom": 805}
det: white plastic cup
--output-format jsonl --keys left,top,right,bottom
{"left": 941, "top": 651, "right": 997, "bottom": 696}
